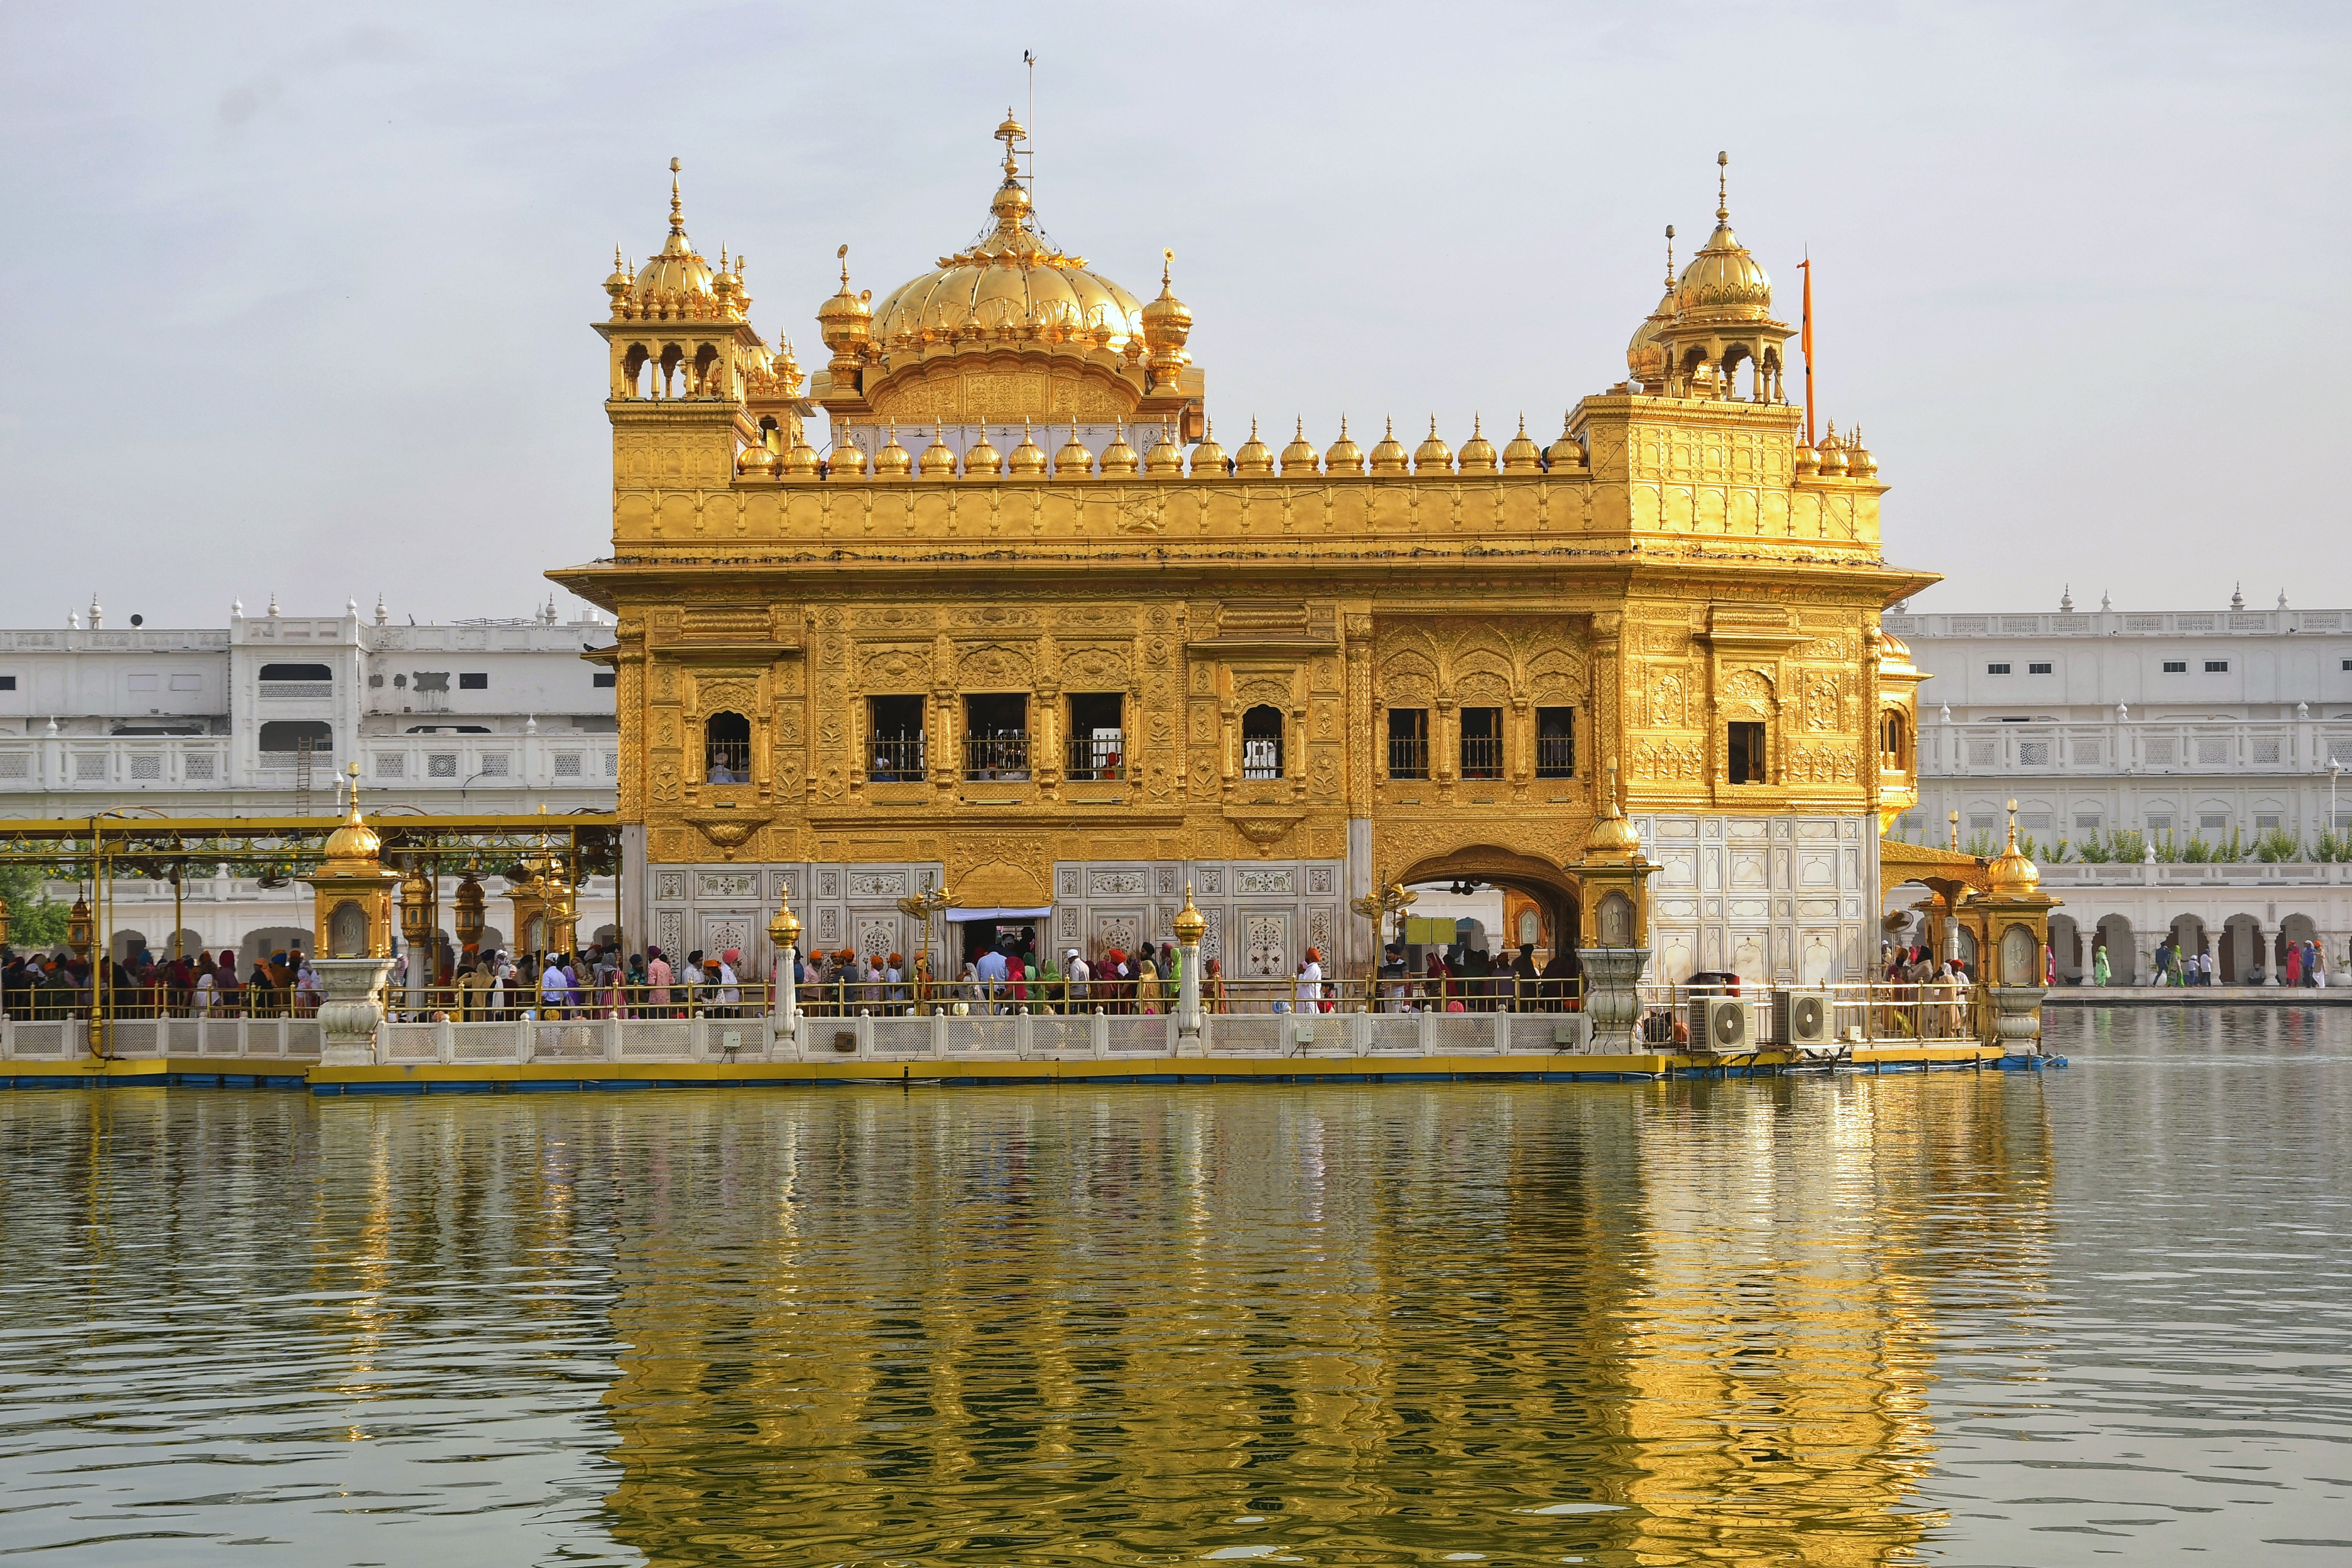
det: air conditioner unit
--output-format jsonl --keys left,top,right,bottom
{"left": 1772, "top": 988, "right": 1833, "bottom": 1048}
{"left": 1688, "top": 996, "right": 1752, "bottom": 1054}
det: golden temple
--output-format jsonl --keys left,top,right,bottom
{"left": 553, "top": 125, "right": 1933, "bottom": 986}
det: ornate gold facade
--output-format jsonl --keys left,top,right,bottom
{"left": 555, "top": 128, "right": 1931, "bottom": 981}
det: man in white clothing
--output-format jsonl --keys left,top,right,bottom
{"left": 974, "top": 946, "right": 1009, "bottom": 1012}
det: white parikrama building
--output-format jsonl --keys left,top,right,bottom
{"left": 0, "top": 598, "right": 621, "bottom": 965}
{"left": 1886, "top": 595, "right": 2352, "bottom": 983}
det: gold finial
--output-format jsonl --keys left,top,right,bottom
{"left": 1948, "top": 809, "right": 1961, "bottom": 852}
{"left": 1664, "top": 223, "right": 1676, "bottom": 287}
{"left": 2005, "top": 798, "right": 2020, "bottom": 850}
{"left": 669, "top": 156, "right": 684, "bottom": 234}
{"left": 1162, "top": 247, "right": 1173, "bottom": 286}
{"left": 1173, "top": 882, "right": 1205, "bottom": 946}
{"left": 836, "top": 242, "right": 849, "bottom": 284}
{"left": 1716, "top": 150, "right": 1729, "bottom": 222}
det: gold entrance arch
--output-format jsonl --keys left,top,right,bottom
{"left": 1389, "top": 843, "right": 1583, "bottom": 956}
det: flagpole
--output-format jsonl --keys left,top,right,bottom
{"left": 1798, "top": 252, "right": 1815, "bottom": 448}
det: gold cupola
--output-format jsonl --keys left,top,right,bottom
{"left": 1500, "top": 415, "right": 1543, "bottom": 473}
{"left": 1232, "top": 417, "right": 1275, "bottom": 476}
{"left": 1413, "top": 416, "right": 1454, "bottom": 474}
{"left": 1143, "top": 426, "right": 1184, "bottom": 476}
{"left": 1985, "top": 800, "right": 2042, "bottom": 896}
{"left": 917, "top": 431, "right": 959, "bottom": 479}
{"left": 1367, "top": 418, "right": 1410, "bottom": 475}
{"left": 1098, "top": 425, "right": 1141, "bottom": 477}
{"left": 781, "top": 430, "right": 822, "bottom": 480}
{"left": 625, "top": 159, "right": 720, "bottom": 320}
{"left": 1054, "top": 430, "right": 1096, "bottom": 479}
{"left": 827, "top": 436, "right": 869, "bottom": 480}
{"left": 1544, "top": 412, "right": 1587, "bottom": 473}
{"left": 1815, "top": 421, "right": 1849, "bottom": 477}
{"left": 873, "top": 427, "right": 914, "bottom": 479}
{"left": 963, "top": 430, "right": 1004, "bottom": 479}
{"left": 1141, "top": 250, "right": 1193, "bottom": 393}
{"left": 1325, "top": 417, "right": 1367, "bottom": 475}
{"left": 737, "top": 434, "right": 781, "bottom": 478}
{"left": 1456, "top": 415, "right": 1498, "bottom": 474}
{"left": 1280, "top": 419, "right": 1320, "bottom": 476}
{"left": 817, "top": 246, "right": 874, "bottom": 366}
{"left": 1187, "top": 417, "right": 1227, "bottom": 477}
{"left": 1625, "top": 225, "right": 1678, "bottom": 390}
{"left": 1006, "top": 420, "right": 1048, "bottom": 476}
{"left": 1646, "top": 154, "right": 1794, "bottom": 404}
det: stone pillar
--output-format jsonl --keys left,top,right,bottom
{"left": 1988, "top": 986, "right": 2047, "bottom": 1054}
{"left": 1173, "top": 884, "right": 1205, "bottom": 1054}
{"left": 313, "top": 957, "right": 393, "bottom": 1067}
{"left": 1583, "top": 947, "right": 1650, "bottom": 1054}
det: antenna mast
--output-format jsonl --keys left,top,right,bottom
{"left": 1022, "top": 50, "right": 1036, "bottom": 200}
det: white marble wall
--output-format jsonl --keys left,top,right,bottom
{"left": 1634, "top": 813, "right": 1878, "bottom": 986}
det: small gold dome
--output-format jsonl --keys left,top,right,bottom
{"left": 917, "top": 433, "right": 958, "bottom": 479}
{"left": 963, "top": 431, "right": 1003, "bottom": 479}
{"left": 1325, "top": 416, "right": 1366, "bottom": 476}
{"left": 737, "top": 437, "right": 780, "bottom": 478}
{"left": 631, "top": 167, "right": 717, "bottom": 312}
{"left": 1099, "top": 426, "right": 1141, "bottom": 478}
{"left": 1815, "top": 421, "right": 1849, "bottom": 478}
{"left": 1006, "top": 421, "right": 1048, "bottom": 476}
{"left": 1500, "top": 415, "right": 1544, "bottom": 473}
{"left": 1367, "top": 417, "right": 1410, "bottom": 475}
{"left": 873, "top": 428, "right": 914, "bottom": 480}
{"left": 1986, "top": 803, "right": 2042, "bottom": 894}
{"left": 602, "top": 247, "right": 633, "bottom": 313}
{"left": 1143, "top": 428, "right": 1183, "bottom": 476}
{"left": 816, "top": 247, "right": 874, "bottom": 356}
{"left": 828, "top": 439, "right": 869, "bottom": 480}
{"left": 1413, "top": 417, "right": 1454, "bottom": 474}
{"left": 1676, "top": 159, "right": 1772, "bottom": 319}
{"left": 1585, "top": 764, "right": 1643, "bottom": 859}
{"left": 1457, "top": 415, "right": 1499, "bottom": 474}
{"left": 1544, "top": 413, "right": 1586, "bottom": 472}
{"left": 1141, "top": 252, "right": 1192, "bottom": 349}
{"left": 1054, "top": 431, "right": 1096, "bottom": 479}
{"left": 1188, "top": 418, "right": 1228, "bottom": 478}
{"left": 1280, "top": 418, "right": 1320, "bottom": 476}
{"left": 1793, "top": 440, "right": 1820, "bottom": 478}
{"left": 322, "top": 804, "right": 382, "bottom": 866}
{"left": 1233, "top": 417, "right": 1275, "bottom": 477}
{"left": 1171, "top": 882, "right": 1205, "bottom": 945}
{"left": 781, "top": 434, "right": 821, "bottom": 480}
{"left": 1847, "top": 426, "right": 1878, "bottom": 479}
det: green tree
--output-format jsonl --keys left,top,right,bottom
{"left": 0, "top": 866, "right": 69, "bottom": 951}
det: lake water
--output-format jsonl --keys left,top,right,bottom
{"left": 2, "top": 1008, "right": 2347, "bottom": 1566}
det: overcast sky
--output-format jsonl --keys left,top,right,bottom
{"left": 0, "top": 1, "right": 2340, "bottom": 627}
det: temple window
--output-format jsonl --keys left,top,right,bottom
{"left": 1387, "top": 708, "right": 1428, "bottom": 779}
{"left": 1241, "top": 706, "right": 1284, "bottom": 779}
{"left": 1727, "top": 720, "right": 1768, "bottom": 785}
{"left": 1536, "top": 706, "right": 1576, "bottom": 778}
{"left": 1879, "top": 709, "right": 1909, "bottom": 770}
{"left": 1066, "top": 693, "right": 1124, "bottom": 781}
{"left": 704, "top": 711, "right": 750, "bottom": 783}
{"left": 868, "top": 696, "right": 925, "bottom": 781}
{"left": 963, "top": 694, "right": 1029, "bottom": 781}
{"left": 1460, "top": 706, "right": 1503, "bottom": 779}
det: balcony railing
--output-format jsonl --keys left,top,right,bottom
{"left": 964, "top": 733, "right": 1031, "bottom": 781}
{"left": 1388, "top": 736, "right": 1428, "bottom": 779}
{"left": 1065, "top": 734, "right": 1124, "bottom": 781}
{"left": 1460, "top": 736, "right": 1503, "bottom": 779}
{"left": 1535, "top": 735, "right": 1574, "bottom": 778}
{"left": 868, "top": 737, "right": 926, "bottom": 782}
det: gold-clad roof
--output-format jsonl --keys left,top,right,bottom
{"left": 1413, "top": 416, "right": 1454, "bottom": 474}
{"left": 1985, "top": 800, "right": 2042, "bottom": 894}
{"left": 868, "top": 125, "right": 1150, "bottom": 356}
{"left": 627, "top": 159, "right": 720, "bottom": 314}
{"left": 322, "top": 802, "right": 382, "bottom": 868}
{"left": 1584, "top": 763, "right": 1643, "bottom": 859}
{"left": 1676, "top": 156, "right": 1772, "bottom": 319}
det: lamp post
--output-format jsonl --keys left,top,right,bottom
{"left": 1173, "top": 882, "right": 1205, "bottom": 1049}
{"left": 768, "top": 895, "right": 801, "bottom": 1044}
{"left": 1350, "top": 875, "right": 1418, "bottom": 1007}
{"left": 896, "top": 885, "right": 951, "bottom": 1010}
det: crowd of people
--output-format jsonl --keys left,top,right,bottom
{"left": 1875, "top": 942, "right": 1976, "bottom": 1037}
{"left": 1, "top": 946, "right": 323, "bottom": 1020}
{"left": 1371, "top": 941, "right": 1583, "bottom": 1012}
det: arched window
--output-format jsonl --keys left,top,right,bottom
{"left": 705, "top": 711, "right": 750, "bottom": 783}
{"left": 1879, "top": 709, "right": 1909, "bottom": 769}
{"left": 1242, "top": 705, "right": 1284, "bottom": 779}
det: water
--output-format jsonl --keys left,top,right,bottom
{"left": 1, "top": 1009, "right": 2347, "bottom": 1566}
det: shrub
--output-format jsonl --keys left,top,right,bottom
{"left": 0, "top": 866, "right": 69, "bottom": 950}
{"left": 2254, "top": 828, "right": 2304, "bottom": 863}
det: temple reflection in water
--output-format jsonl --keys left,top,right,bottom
{"left": 572, "top": 1077, "right": 2052, "bottom": 1564}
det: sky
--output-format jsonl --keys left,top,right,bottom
{"left": 0, "top": 1, "right": 2342, "bottom": 627}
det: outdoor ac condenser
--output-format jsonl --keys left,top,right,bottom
{"left": 1688, "top": 996, "right": 1751, "bottom": 1053}
{"left": 1772, "top": 988, "right": 1833, "bottom": 1048}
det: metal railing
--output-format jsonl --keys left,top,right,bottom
{"left": 1388, "top": 736, "right": 1429, "bottom": 778}
{"left": 1460, "top": 735, "right": 1503, "bottom": 779}
{"left": 1536, "top": 735, "right": 1575, "bottom": 778}
{"left": 963, "top": 734, "right": 1031, "bottom": 781}
{"left": 1065, "top": 734, "right": 1124, "bottom": 781}
{"left": 868, "top": 736, "right": 926, "bottom": 781}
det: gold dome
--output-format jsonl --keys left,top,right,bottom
{"left": 1233, "top": 417, "right": 1275, "bottom": 476}
{"left": 1625, "top": 224, "right": 1679, "bottom": 384}
{"left": 963, "top": 431, "right": 1003, "bottom": 479}
{"left": 1457, "top": 415, "right": 1499, "bottom": 474}
{"left": 1140, "top": 249, "right": 1192, "bottom": 390}
{"left": 828, "top": 438, "right": 870, "bottom": 480}
{"left": 1674, "top": 156, "right": 1772, "bottom": 319}
{"left": 1847, "top": 426, "right": 1878, "bottom": 479}
{"left": 1413, "top": 416, "right": 1454, "bottom": 474}
{"left": 1280, "top": 419, "right": 1320, "bottom": 476}
{"left": 1500, "top": 415, "right": 1543, "bottom": 473}
{"left": 1054, "top": 431, "right": 1096, "bottom": 478}
{"left": 1188, "top": 418, "right": 1228, "bottom": 478}
{"left": 1876, "top": 628, "right": 1916, "bottom": 678}
{"left": 1171, "top": 882, "right": 1205, "bottom": 945}
{"left": 1099, "top": 426, "right": 1141, "bottom": 478}
{"left": 1544, "top": 412, "right": 1586, "bottom": 471}
{"left": 1367, "top": 417, "right": 1410, "bottom": 475}
{"left": 1815, "top": 421, "right": 1849, "bottom": 478}
{"left": 1006, "top": 421, "right": 1048, "bottom": 476}
{"left": 867, "top": 126, "right": 1151, "bottom": 358}
{"left": 630, "top": 161, "right": 719, "bottom": 314}
{"left": 1584, "top": 764, "right": 1643, "bottom": 859}
{"left": 322, "top": 803, "right": 382, "bottom": 867}
{"left": 917, "top": 432, "right": 959, "bottom": 479}
{"left": 1325, "top": 417, "right": 1367, "bottom": 476}
{"left": 1794, "top": 440, "right": 1820, "bottom": 478}
{"left": 781, "top": 432, "right": 822, "bottom": 479}
{"left": 602, "top": 247, "right": 634, "bottom": 315}
{"left": 873, "top": 427, "right": 914, "bottom": 480}
{"left": 816, "top": 246, "right": 874, "bottom": 357}
{"left": 737, "top": 436, "right": 780, "bottom": 478}
{"left": 1143, "top": 428, "right": 1183, "bottom": 476}
{"left": 1986, "top": 801, "right": 2042, "bottom": 894}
